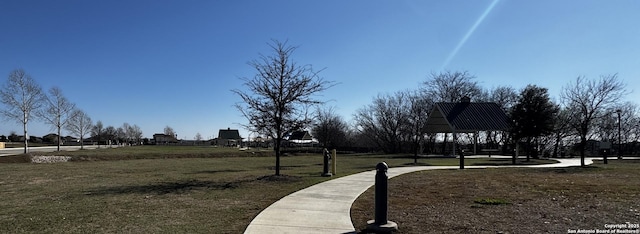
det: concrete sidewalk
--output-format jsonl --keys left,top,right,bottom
{"left": 244, "top": 158, "right": 593, "bottom": 234}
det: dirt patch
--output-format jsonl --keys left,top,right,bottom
{"left": 0, "top": 154, "right": 31, "bottom": 163}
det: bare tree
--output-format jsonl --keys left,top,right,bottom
{"left": 354, "top": 92, "right": 407, "bottom": 154}
{"left": 402, "top": 90, "right": 433, "bottom": 163}
{"left": 130, "top": 124, "right": 143, "bottom": 145}
{"left": 103, "top": 125, "right": 117, "bottom": 145}
{"left": 551, "top": 107, "right": 576, "bottom": 157}
{"left": 423, "top": 70, "right": 482, "bottom": 102}
{"left": 164, "top": 126, "right": 176, "bottom": 138}
{"left": 232, "top": 40, "right": 335, "bottom": 176}
{"left": 91, "top": 120, "right": 104, "bottom": 147}
{"left": 39, "top": 87, "right": 76, "bottom": 151}
{"left": 312, "top": 106, "right": 349, "bottom": 149}
{"left": 195, "top": 132, "right": 203, "bottom": 141}
{"left": 485, "top": 86, "right": 519, "bottom": 150}
{"left": 0, "top": 69, "right": 45, "bottom": 154}
{"left": 561, "top": 74, "right": 627, "bottom": 166}
{"left": 65, "top": 109, "right": 93, "bottom": 149}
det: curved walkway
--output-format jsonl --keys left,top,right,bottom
{"left": 244, "top": 158, "right": 594, "bottom": 234}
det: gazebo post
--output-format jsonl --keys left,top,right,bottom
{"left": 452, "top": 128, "right": 456, "bottom": 158}
{"left": 474, "top": 131, "right": 478, "bottom": 155}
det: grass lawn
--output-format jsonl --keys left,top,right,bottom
{"left": 0, "top": 146, "right": 551, "bottom": 233}
{"left": 351, "top": 160, "right": 640, "bottom": 233}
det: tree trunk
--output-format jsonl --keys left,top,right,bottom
{"left": 442, "top": 133, "right": 448, "bottom": 155}
{"left": 23, "top": 121, "right": 28, "bottom": 154}
{"left": 275, "top": 123, "right": 282, "bottom": 176}
{"left": 526, "top": 137, "right": 531, "bottom": 162}
{"left": 580, "top": 136, "right": 587, "bottom": 166}
{"left": 274, "top": 138, "right": 281, "bottom": 176}
{"left": 553, "top": 133, "right": 560, "bottom": 157}
{"left": 57, "top": 126, "right": 61, "bottom": 152}
{"left": 413, "top": 140, "right": 419, "bottom": 164}
{"left": 513, "top": 142, "right": 518, "bottom": 165}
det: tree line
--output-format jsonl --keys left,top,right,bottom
{"left": 236, "top": 40, "right": 631, "bottom": 175}
{"left": 0, "top": 68, "right": 144, "bottom": 153}
{"left": 315, "top": 72, "right": 628, "bottom": 167}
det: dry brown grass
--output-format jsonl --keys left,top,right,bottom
{"left": 351, "top": 160, "right": 640, "bottom": 234}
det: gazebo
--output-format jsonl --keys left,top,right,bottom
{"left": 424, "top": 97, "right": 511, "bottom": 168}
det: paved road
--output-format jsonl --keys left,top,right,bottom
{"left": 0, "top": 145, "right": 116, "bottom": 156}
{"left": 244, "top": 158, "right": 595, "bottom": 234}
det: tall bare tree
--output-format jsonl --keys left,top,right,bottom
{"left": 402, "top": 90, "right": 433, "bottom": 163}
{"left": 103, "top": 125, "right": 117, "bottom": 145}
{"left": 423, "top": 70, "right": 482, "bottom": 102}
{"left": 130, "top": 124, "right": 143, "bottom": 145}
{"left": 561, "top": 74, "right": 627, "bottom": 166}
{"left": 194, "top": 132, "right": 203, "bottom": 141}
{"left": 551, "top": 107, "right": 576, "bottom": 157}
{"left": 65, "top": 109, "right": 93, "bottom": 149}
{"left": 354, "top": 92, "right": 407, "bottom": 154}
{"left": 232, "top": 40, "right": 334, "bottom": 176}
{"left": 39, "top": 87, "right": 76, "bottom": 151}
{"left": 91, "top": 120, "right": 104, "bottom": 147}
{"left": 485, "top": 86, "right": 519, "bottom": 149}
{"left": 312, "top": 106, "right": 349, "bottom": 149}
{"left": 0, "top": 69, "right": 45, "bottom": 154}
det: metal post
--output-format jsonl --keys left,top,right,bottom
{"left": 322, "top": 148, "right": 332, "bottom": 177}
{"left": 459, "top": 149, "right": 464, "bottom": 169}
{"left": 374, "top": 162, "right": 388, "bottom": 224}
{"left": 617, "top": 109, "right": 622, "bottom": 159}
{"left": 331, "top": 149, "right": 337, "bottom": 175}
{"left": 366, "top": 162, "right": 398, "bottom": 233}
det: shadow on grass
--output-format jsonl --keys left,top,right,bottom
{"left": 86, "top": 179, "right": 255, "bottom": 195}
{"left": 188, "top": 169, "right": 247, "bottom": 174}
{"left": 86, "top": 175, "right": 304, "bottom": 196}
{"left": 471, "top": 158, "right": 553, "bottom": 166}
{"left": 545, "top": 165, "right": 603, "bottom": 173}
{"left": 402, "top": 162, "right": 432, "bottom": 166}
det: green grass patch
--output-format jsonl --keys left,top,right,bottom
{"left": 0, "top": 146, "right": 556, "bottom": 233}
{"left": 351, "top": 159, "right": 640, "bottom": 233}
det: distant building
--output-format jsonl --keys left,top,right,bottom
{"left": 286, "top": 131, "right": 313, "bottom": 142}
{"left": 284, "top": 130, "right": 314, "bottom": 147}
{"left": 153, "top": 133, "right": 178, "bottom": 145}
{"left": 215, "top": 128, "right": 242, "bottom": 147}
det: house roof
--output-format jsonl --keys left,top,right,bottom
{"left": 287, "top": 131, "right": 312, "bottom": 141}
{"left": 425, "top": 102, "right": 511, "bottom": 133}
{"left": 218, "top": 128, "right": 241, "bottom": 139}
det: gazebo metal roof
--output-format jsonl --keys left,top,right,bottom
{"left": 425, "top": 102, "right": 511, "bottom": 133}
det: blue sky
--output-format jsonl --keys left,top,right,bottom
{"left": 1, "top": 0, "right": 639, "bottom": 139}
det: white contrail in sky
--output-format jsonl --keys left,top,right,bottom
{"left": 440, "top": 0, "right": 500, "bottom": 70}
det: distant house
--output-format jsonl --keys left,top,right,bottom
{"left": 153, "top": 133, "right": 178, "bottom": 145}
{"left": 215, "top": 128, "right": 242, "bottom": 147}
{"left": 284, "top": 130, "right": 314, "bottom": 147}
{"left": 29, "top": 136, "right": 43, "bottom": 143}
{"left": 62, "top": 136, "right": 79, "bottom": 144}
{"left": 287, "top": 131, "right": 313, "bottom": 142}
